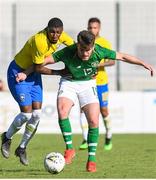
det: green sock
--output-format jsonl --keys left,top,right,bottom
{"left": 87, "top": 127, "right": 99, "bottom": 162}
{"left": 59, "top": 118, "right": 73, "bottom": 149}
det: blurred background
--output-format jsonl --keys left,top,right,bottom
{"left": 0, "top": 0, "right": 156, "bottom": 133}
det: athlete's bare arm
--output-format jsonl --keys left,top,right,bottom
{"left": 34, "top": 56, "right": 55, "bottom": 75}
{"left": 116, "top": 52, "right": 155, "bottom": 76}
{"left": 16, "top": 55, "right": 56, "bottom": 82}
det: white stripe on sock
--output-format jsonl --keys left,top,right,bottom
{"left": 66, "top": 141, "right": 72, "bottom": 144}
{"left": 89, "top": 152, "right": 96, "bottom": 155}
{"left": 63, "top": 132, "right": 72, "bottom": 136}
{"left": 88, "top": 143, "right": 97, "bottom": 147}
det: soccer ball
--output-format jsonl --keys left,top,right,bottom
{"left": 44, "top": 152, "right": 65, "bottom": 174}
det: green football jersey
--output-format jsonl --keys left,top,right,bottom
{"left": 52, "top": 44, "right": 116, "bottom": 81}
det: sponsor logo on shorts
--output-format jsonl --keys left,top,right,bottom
{"left": 19, "top": 93, "right": 25, "bottom": 102}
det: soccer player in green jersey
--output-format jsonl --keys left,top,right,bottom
{"left": 17, "top": 30, "right": 154, "bottom": 172}
{"left": 79, "top": 17, "right": 115, "bottom": 151}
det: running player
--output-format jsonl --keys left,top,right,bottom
{"left": 40, "top": 30, "right": 153, "bottom": 172}
{"left": 14, "top": 30, "right": 154, "bottom": 172}
{"left": 1, "top": 17, "right": 74, "bottom": 166}
{"left": 79, "top": 17, "right": 114, "bottom": 150}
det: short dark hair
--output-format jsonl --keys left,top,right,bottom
{"left": 77, "top": 30, "right": 95, "bottom": 46}
{"left": 48, "top": 17, "right": 63, "bottom": 29}
{"left": 88, "top": 17, "right": 101, "bottom": 24}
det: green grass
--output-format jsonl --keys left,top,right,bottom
{"left": 1, "top": 134, "right": 156, "bottom": 178}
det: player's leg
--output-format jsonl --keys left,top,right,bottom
{"left": 79, "top": 80, "right": 99, "bottom": 172}
{"left": 57, "top": 97, "right": 75, "bottom": 164}
{"left": 19, "top": 102, "right": 42, "bottom": 149}
{"left": 14, "top": 103, "right": 42, "bottom": 166}
{"left": 1, "top": 61, "right": 32, "bottom": 159}
{"left": 97, "top": 84, "right": 112, "bottom": 150}
{"left": 16, "top": 74, "right": 43, "bottom": 165}
{"left": 79, "top": 110, "right": 88, "bottom": 150}
{"left": 19, "top": 78, "right": 43, "bottom": 149}
{"left": 11, "top": 91, "right": 34, "bottom": 166}
{"left": 82, "top": 103, "right": 100, "bottom": 172}
{"left": 101, "top": 107, "right": 112, "bottom": 150}
{"left": 14, "top": 105, "right": 33, "bottom": 166}
{"left": 1, "top": 108, "right": 32, "bottom": 159}
{"left": 57, "top": 79, "right": 76, "bottom": 164}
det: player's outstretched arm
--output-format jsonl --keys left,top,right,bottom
{"left": 116, "top": 52, "right": 155, "bottom": 76}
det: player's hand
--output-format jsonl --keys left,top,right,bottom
{"left": 143, "top": 63, "right": 155, "bottom": 77}
{"left": 16, "top": 72, "right": 27, "bottom": 82}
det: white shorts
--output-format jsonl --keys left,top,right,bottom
{"left": 58, "top": 78, "right": 99, "bottom": 108}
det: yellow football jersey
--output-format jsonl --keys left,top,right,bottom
{"left": 15, "top": 29, "right": 74, "bottom": 69}
{"left": 95, "top": 37, "right": 112, "bottom": 85}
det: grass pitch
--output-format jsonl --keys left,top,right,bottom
{"left": 0, "top": 134, "right": 156, "bottom": 178}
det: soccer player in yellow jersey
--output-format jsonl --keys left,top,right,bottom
{"left": 1, "top": 17, "right": 74, "bottom": 166}
{"left": 79, "top": 17, "right": 115, "bottom": 150}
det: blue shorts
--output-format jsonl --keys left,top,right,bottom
{"left": 97, "top": 84, "right": 109, "bottom": 107}
{"left": 7, "top": 60, "right": 43, "bottom": 106}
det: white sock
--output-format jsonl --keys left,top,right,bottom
{"left": 20, "top": 109, "right": 41, "bottom": 148}
{"left": 80, "top": 112, "right": 88, "bottom": 141}
{"left": 6, "top": 112, "right": 32, "bottom": 139}
{"left": 103, "top": 115, "right": 112, "bottom": 139}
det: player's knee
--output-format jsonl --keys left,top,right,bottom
{"left": 58, "top": 106, "right": 69, "bottom": 119}
{"left": 14, "top": 112, "right": 32, "bottom": 129}
{"left": 88, "top": 118, "right": 99, "bottom": 128}
{"left": 32, "top": 109, "right": 41, "bottom": 121}
{"left": 27, "top": 109, "right": 42, "bottom": 127}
